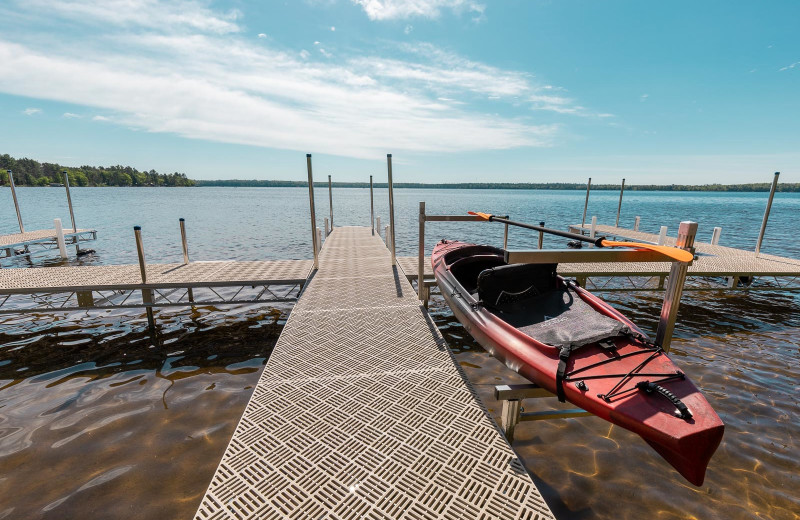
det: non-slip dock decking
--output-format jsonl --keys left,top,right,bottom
{"left": 194, "top": 227, "right": 555, "bottom": 520}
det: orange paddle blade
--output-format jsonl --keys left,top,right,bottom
{"left": 468, "top": 211, "right": 493, "bottom": 220}
{"left": 600, "top": 240, "right": 694, "bottom": 262}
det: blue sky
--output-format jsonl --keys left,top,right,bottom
{"left": 0, "top": 0, "right": 798, "bottom": 184}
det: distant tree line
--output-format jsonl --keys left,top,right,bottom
{"left": 0, "top": 154, "right": 195, "bottom": 187}
{"left": 196, "top": 179, "right": 800, "bottom": 192}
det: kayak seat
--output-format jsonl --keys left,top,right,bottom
{"left": 450, "top": 254, "right": 506, "bottom": 294}
{"left": 477, "top": 263, "right": 559, "bottom": 310}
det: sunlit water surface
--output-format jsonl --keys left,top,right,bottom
{"left": 0, "top": 187, "right": 798, "bottom": 519}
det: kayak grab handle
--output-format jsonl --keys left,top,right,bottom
{"left": 636, "top": 381, "right": 693, "bottom": 420}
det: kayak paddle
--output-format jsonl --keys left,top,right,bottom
{"left": 468, "top": 212, "right": 694, "bottom": 263}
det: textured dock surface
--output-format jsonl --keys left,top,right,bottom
{"left": 194, "top": 227, "right": 554, "bottom": 520}
{"left": 0, "top": 228, "right": 95, "bottom": 248}
{"left": 565, "top": 224, "right": 800, "bottom": 275}
{"left": 0, "top": 260, "right": 313, "bottom": 293}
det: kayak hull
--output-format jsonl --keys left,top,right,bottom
{"left": 432, "top": 240, "right": 724, "bottom": 486}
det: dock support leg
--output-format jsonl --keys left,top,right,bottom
{"left": 418, "top": 202, "right": 426, "bottom": 302}
{"left": 581, "top": 177, "right": 591, "bottom": 228}
{"left": 615, "top": 178, "right": 625, "bottom": 228}
{"left": 306, "top": 154, "right": 319, "bottom": 270}
{"left": 387, "top": 154, "right": 397, "bottom": 266}
{"left": 755, "top": 172, "right": 780, "bottom": 256}
{"left": 500, "top": 399, "right": 521, "bottom": 444}
{"left": 634, "top": 216, "right": 640, "bottom": 231}
{"left": 54, "top": 219, "right": 68, "bottom": 259}
{"left": 655, "top": 221, "right": 697, "bottom": 353}
{"left": 711, "top": 227, "right": 722, "bottom": 245}
{"left": 658, "top": 226, "right": 668, "bottom": 245}
{"left": 589, "top": 216, "right": 597, "bottom": 247}
{"left": 370, "top": 175, "right": 374, "bottom": 236}
{"left": 77, "top": 291, "right": 94, "bottom": 307}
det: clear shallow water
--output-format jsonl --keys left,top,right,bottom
{"left": 0, "top": 187, "right": 798, "bottom": 519}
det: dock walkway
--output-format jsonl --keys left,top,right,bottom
{"left": 194, "top": 226, "right": 554, "bottom": 519}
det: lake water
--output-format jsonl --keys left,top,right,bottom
{"left": 0, "top": 187, "right": 798, "bottom": 519}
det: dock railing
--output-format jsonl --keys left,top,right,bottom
{"left": 417, "top": 202, "right": 509, "bottom": 304}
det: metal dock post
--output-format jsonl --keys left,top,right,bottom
{"left": 755, "top": 172, "right": 779, "bottom": 256}
{"left": 655, "top": 221, "right": 697, "bottom": 353}
{"left": 324, "top": 217, "right": 329, "bottom": 238}
{"left": 418, "top": 202, "right": 426, "bottom": 302}
{"left": 503, "top": 221, "right": 509, "bottom": 249}
{"left": 179, "top": 218, "right": 194, "bottom": 302}
{"left": 54, "top": 219, "right": 68, "bottom": 259}
{"left": 711, "top": 227, "right": 722, "bottom": 245}
{"left": 387, "top": 154, "right": 397, "bottom": 265}
{"left": 634, "top": 216, "right": 641, "bottom": 231}
{"left": 63, "top": 171, "right": 80, "bottom": 254}
{"left": 328, "top": 174, "right": 333, "bottom": 231}
{"left": 581, "top": 177, "right": 591, "bottom": 228}
{"left": 538, "top": 221, "right": 545, "bottom": 249}
{"left": 369, "top": 175, "right": 374, "bottom": 236}
{"left": 376, "top": 216, "right": 381, "bottom": 238}
{"left": 306, "top": 154, "right": 319, "bottom": 269}
{"left": 8, "top": 170, "right": 25, "bottom": 233}
{"left": 615, "top": 178, "right": 625, "bottom": 227}
{"left": 134, "top": 226, "right": 157, "bottom": 338}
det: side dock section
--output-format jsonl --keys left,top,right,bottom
{"left": 194, "top": 226, "right": 555, "bottom": 519}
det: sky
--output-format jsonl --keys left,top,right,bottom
{"left": 0, "top": 0, "right": 798, "bottom": 184}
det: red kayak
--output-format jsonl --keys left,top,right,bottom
{"left": 432, "top": 240, "right": 724, "bottom": 486}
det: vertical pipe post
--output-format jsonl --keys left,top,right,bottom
{"left": 634, "top": 216, "right": 640, "bottom": 232}
{"left": 328, "top": 174, "right": 333, "bottom": 231}
{"left": 63, "top": 171, "right": 77, "bottom": 232}
{"left": 134, "top": 226, "right": 157, "bottom": 338}
{"left": 711, "top": 227, "right": 722, "bottom": 245}
{"left": 8, "top": 170, "right": 24, "bottom": 233}
{"left": 655, "top": 221, "right": 697, "bottom": 353}
{"left": 385, "top": 225, "right": 391, "bottom": 249}
{"left": 324, "top": 217, "right": 329, "bottom": 237}
{"left": 658, "top": 226, "right": 668, "bottom": 246}
{"left": 63, "top": 171, "right": 81, "bottom": 254}
{"left": 370, "top": 175, "right": 375, "bottom": 236}
{"left": 179, "top": 218, "right": 189, "bottom": 264}
{"left": 503, "top": 223, "right": 509, "bottom": 250}
{"left": 387, "top": 154, "right": 397, "bottom": 265}
{"left": 589, "top": 216, "right": 597, "bottom": 246}
{"left": 500, "top": 399, "right": 522, "bottom": 444}
{"left": 376, "top": 216, "right": 381, "bottom": 238}
{"left": 418, "top": 202, "right": 426, "bottom": 301}
{"left": 615, "top": 178, "right": 625, "bottom": 227}
{"left": 581, "top": 177, "right": 592, "bottom": 228}
{"left": 755, "top": 172, "right": 780, "bottom": 256}
{"left": 317, "top": 227, "right": 323, "bottom": 254}
{"left": 538, "top": 221, "right": 545, "bottom": 250}
{"left": 54, "top": 218, "right": 68, "bottom": 259}
{"left": 306, "top": 155, "right": 319, "bottom": 269}
{"left": 178, "top": 218, "right": 194, "bottom": 303}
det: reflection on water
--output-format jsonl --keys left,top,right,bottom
{"left": 431, "top": 290, "right": 800, "bottom": 520}
{"left": 0, "top": 290, "right": 797, "bottom": 519}
{"left": 0, "top": 305, "right": 285, "bottom": 520}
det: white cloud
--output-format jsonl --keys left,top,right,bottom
{"left": 319, "top": 48, "right": 332, "bottom": 58}
{"left": 640, "top": 94, "right": 649, "bottom": 101}
{"left": 257, "top": 33, "right": 267, "bottom": 39}
{"left": 779, "top": 61, "right": 798, "bottom": 71}
{"left": 0, "top": 1, "right": 570, "bottom": 158}
{"left": 404, "top": 24, "right": 413, "bottom": 34}
{"left": 330, "top": 26, "right": 336, "bottom": 31}
{"left": 19, "top": 0, "right": 241, "bottom": 34}
{"left": 352, "top": 0, "right": 485, "bottom": 21}
{"left": 23, "top": 107, "right": 42, "bottom": 115}
{"left": 63, "top": 112, "right": 81, "bottom": 118}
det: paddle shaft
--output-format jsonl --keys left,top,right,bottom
{"left": 487, "top": 215, "right": 605, "bottom": 247}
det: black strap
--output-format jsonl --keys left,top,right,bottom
{"left": 555, "top": 346, "right": 571, "bottom": 402}
{"left": 636, "top": 380, "right": 693, "bottom": 420}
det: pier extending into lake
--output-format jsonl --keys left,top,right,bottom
{"left": 193, "top": 226, "right": 555, "bottom": 519}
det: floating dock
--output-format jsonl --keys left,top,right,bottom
{"left": 193, "top": 226, "right": 555, "bottom": 520}
{"left": 0, "top": 228, "right": 97, "bottom": 261}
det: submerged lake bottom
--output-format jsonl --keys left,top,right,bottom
{"left": 0, "top": 289, "right": 797, "bottom": 520}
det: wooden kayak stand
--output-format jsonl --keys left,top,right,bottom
{"left": 494, "top": 384, "right": 593, "bottom": 443}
